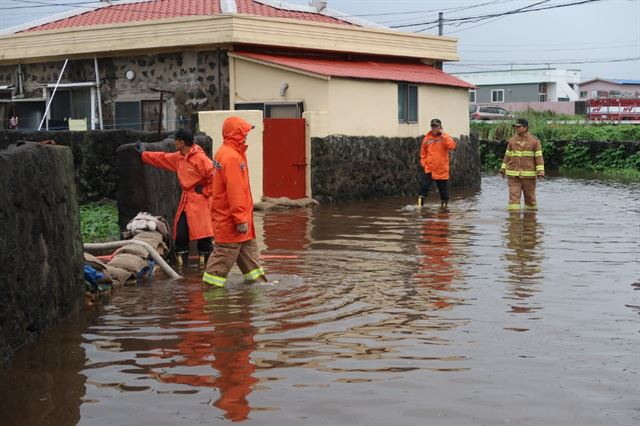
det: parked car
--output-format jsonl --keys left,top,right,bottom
{"left": 469, "top": 105, "right": 513, "bottom": 121}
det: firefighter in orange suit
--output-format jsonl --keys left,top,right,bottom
{"left": 419, "top": 118, "right": 457, "bottom": 208}
{"left": 136, "top": 128, "right": 214, "bottom": 266}
{"left": 203, "top": 116, "right": 267, "bottom": 287}
{"left": 500, "top": 118, "right": 545, "bottom": 211}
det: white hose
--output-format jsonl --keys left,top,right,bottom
{"left": 84, "top": 240, "right": 181, "bottom": 280}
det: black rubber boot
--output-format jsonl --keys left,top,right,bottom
{"left": 199, "top": 251, "right": 211, "bottom": 268}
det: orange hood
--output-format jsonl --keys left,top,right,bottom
{"left": 222, "top": 116, "right": 253, "bottom": 151}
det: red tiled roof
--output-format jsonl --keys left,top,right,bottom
{"left": 25, "top": 0, "right": 352, "bottom": 33}
{"left": 235, "top": 52, "right": 475, "bottom": 89}
{"left": 235, "top": 0, "right": 353, "bottom": 25}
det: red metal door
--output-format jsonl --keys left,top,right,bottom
{"left": 263, "top": 118, "right": 306, "bottom": 199}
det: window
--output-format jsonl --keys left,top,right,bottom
{"left": 580, "top": 91, "right": 587, "bottom": 98}
{"left": 235, "top": 102, "right": 303, "bottom": 118}
{"left": 538, "top": 83, "right": 548, "bottom": 102}
{"left": 469, "top": 89, "right": 476, "bottom": 103}
{"left": 115, "top": 101, "right": 141, "bottom": 130}
{"left": 491, "top": 89, "right": 504, "bottom": 103}
{"left": 398, "top": 83, "right": 418, "bottom": 123}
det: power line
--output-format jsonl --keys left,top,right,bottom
{"left": 390, "top": 0, "right": 604, "bottom": 31}
{"left": 445, "top": 56, "right": 640, "bottom": 66}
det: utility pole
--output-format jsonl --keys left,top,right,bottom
{"left": 150, "top": 87, "right": 174, "bottom": 138}
{"left": 435, "top": 12, "right": 443, "bottom": 70}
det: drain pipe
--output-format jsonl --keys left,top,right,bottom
{"left": 84, "top": 240, "right": 181, "bottom": 280}
{"left": 38, "top": 58, "right": 68, "bottom": 131}
{"left": 17, "top": 63, "right": 23, "bottom": 96}
{"left": 94, "top": 56, "right": 104, "bottom": 129}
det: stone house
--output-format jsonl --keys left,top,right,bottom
{"left": 0, "top": 0, "right": 476, "bottom": 201}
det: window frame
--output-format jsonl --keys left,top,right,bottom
{"left": 398, "top": 83, "right": 419, "bottom": 124}
{"left": 115, "top": 100, "right": 141, "bottom": 130}
{"left": 491, "top": 89, "right": 504, "bottom": 103}
{"left": 234, "top": 101, "right": 303, "bottom": 118}
{"left": 469, "top": 89, "right": 477, "bottom": 103}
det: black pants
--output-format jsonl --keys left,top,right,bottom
{"left": 419, "top": 172, "right": 449, "bottom": 202}
{"left": 175, "top": 212, "right": 213, "bottom": 253}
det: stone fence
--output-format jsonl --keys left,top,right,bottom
{"left": 0, "top": 142, "right": 84, "bottom": 365}
{"left": 0, "top": 130, "right": 172, "bottom": 203}
{"left": 310, "top": 134, "right": 481, "bottom": 203}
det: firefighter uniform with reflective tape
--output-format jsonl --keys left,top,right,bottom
{"left": 202, "top": 116, "right": 266, "bottom": 287}
{"left": 500, "top": 132, "right": 545, "bottom": 210}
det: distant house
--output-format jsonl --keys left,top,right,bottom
{"left": 453, "top": 68, "right": 581, "bottom": 104}
{"left": 578, "top": 78, "right": 640, "bottom": 99}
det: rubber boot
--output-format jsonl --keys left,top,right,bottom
{"left": 417, "top": 196, "right": 424, "bottom": 207}
{"left": 441, "top": 200, "right": 448, "bottom": 208}
{"left": 199, "top": 251, "right": 211, "bottom": 268}
{"left": 175, "top": 251, "right": 189, "bottom": 268}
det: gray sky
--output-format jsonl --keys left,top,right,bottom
{"left": 1, "top": 0, "right": 638, "bottom": 80}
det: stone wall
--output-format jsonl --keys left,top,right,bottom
{"left": 0, "top": 130, "right": 170, "bottom": 202}
{"left": 310, "top": 134, "right": 481, "bottom": 202}
{"left": 116, "top": 136, "right": 213, "bottom": 230}
{"left": 0, "top": 142, "right": 84, "bottom": 365}
{"left": 0, "top": 49, "right": 230, "bottom": 131}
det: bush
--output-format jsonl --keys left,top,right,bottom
{"left": 80, "top": 201, "right": 120, "bottom": 243}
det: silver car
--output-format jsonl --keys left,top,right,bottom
{"left": 469, "top": 105, "right": 513, "bottom": 121}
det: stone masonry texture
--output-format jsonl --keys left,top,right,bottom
{"left": 0, "top": 142, "right": 84, "bottom": 365}
{"left": 310, "top": 134, "right": 481, "bottom": 203}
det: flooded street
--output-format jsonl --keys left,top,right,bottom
{"left": 1, "top": 175, "right": 638, "bottom": 426}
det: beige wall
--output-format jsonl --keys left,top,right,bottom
{"left": 420, "top": 85, "right": 471, "bottom": 138}
{"left": 197, "top": 110, "right": 264, "bottom": 203}
{"left": 231, "top": 57, "right": 328, "bottom": 111}
{"left": 328, "top": 78, "right": 470, "bottom": 138}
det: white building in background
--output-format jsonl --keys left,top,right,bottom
{"left": 454, "top": 68, "right": 582, "bottom": 104}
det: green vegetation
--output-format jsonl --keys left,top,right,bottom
{"left": 471, "top": 110, "right": 640, "bottom": 142}
{"left": 474, "top": 110, "right": 640, "bottom": 178}
{"left": 80, "top": 201, "right": 121, "bottom": 243}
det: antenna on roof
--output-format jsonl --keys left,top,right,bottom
{"left": 309, "top": 0, "right": 327, "bottom": 12}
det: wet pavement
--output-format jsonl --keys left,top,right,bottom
{"left": 1, "top": 175, "right": 638, "bottom": 426}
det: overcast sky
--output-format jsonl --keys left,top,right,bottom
{"left": 1, "top": 0, "right": 638, "bottom": 80}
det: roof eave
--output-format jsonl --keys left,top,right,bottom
{"left": 0, "top": 15, "right": 459, "bottom": 65}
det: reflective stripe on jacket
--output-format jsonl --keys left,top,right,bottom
{"left": 420, "top": 131, "right": 457, "bottom": 180}
{"left": 500, "top": 133, "right": 545, "bottom": 178}
{"left": 211, "top": 117, "right": 256, "bottom": 243}
{"left": 141, "top": 144, "right": 214, "bottom": 240}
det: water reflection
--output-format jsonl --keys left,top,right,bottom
{"left": 0, "top": 314, "right": 86, "bottom": 426}
{"left": 414, "top": 210, "right": 460, "bottom": 311}
{"left": 158, "top": 286, "right": 257, "bottom": 421}
{"left": 1, "top": 176, "right": 639, "bottom": 426}
{"left": 502, "top": 211, "right": 544, "bottom": 315}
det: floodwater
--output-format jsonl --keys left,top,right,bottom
{"left": 1, "top": 175, "right": 638, "bottom": 426}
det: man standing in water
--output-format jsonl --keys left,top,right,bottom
{"left": 418, "top": 118, "right": 457, "bottom": 208}
{"left": 136, "top": 129, "right": 214, "bottom": 267}
{"left": 500, "top": 118, "right": 545, "bottom": 211}
{"left": 202, "top": 116, "right": 267, "bottom": 287}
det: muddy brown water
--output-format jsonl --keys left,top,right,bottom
{"left": 1, "top": 175, "right": 638, "bottom": 426}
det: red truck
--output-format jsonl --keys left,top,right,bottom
{"left": 586, "top": 98, "right": 640, "bottom": 121}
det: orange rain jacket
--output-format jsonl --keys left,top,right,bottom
{"left": 420, "top": 131, "right": 457, "bottom": 180}
{"left": 141, "top": 144, "right": 214, "bottom": 240}
{"left": 211, "top": 117, "right": 256, "bottom": 244}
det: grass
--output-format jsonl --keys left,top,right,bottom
{"left": 471, "top": 110, "right": 640, "bottom": 142}
{"left": 80, "top": 200, "right": 121, "bottom": 243}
